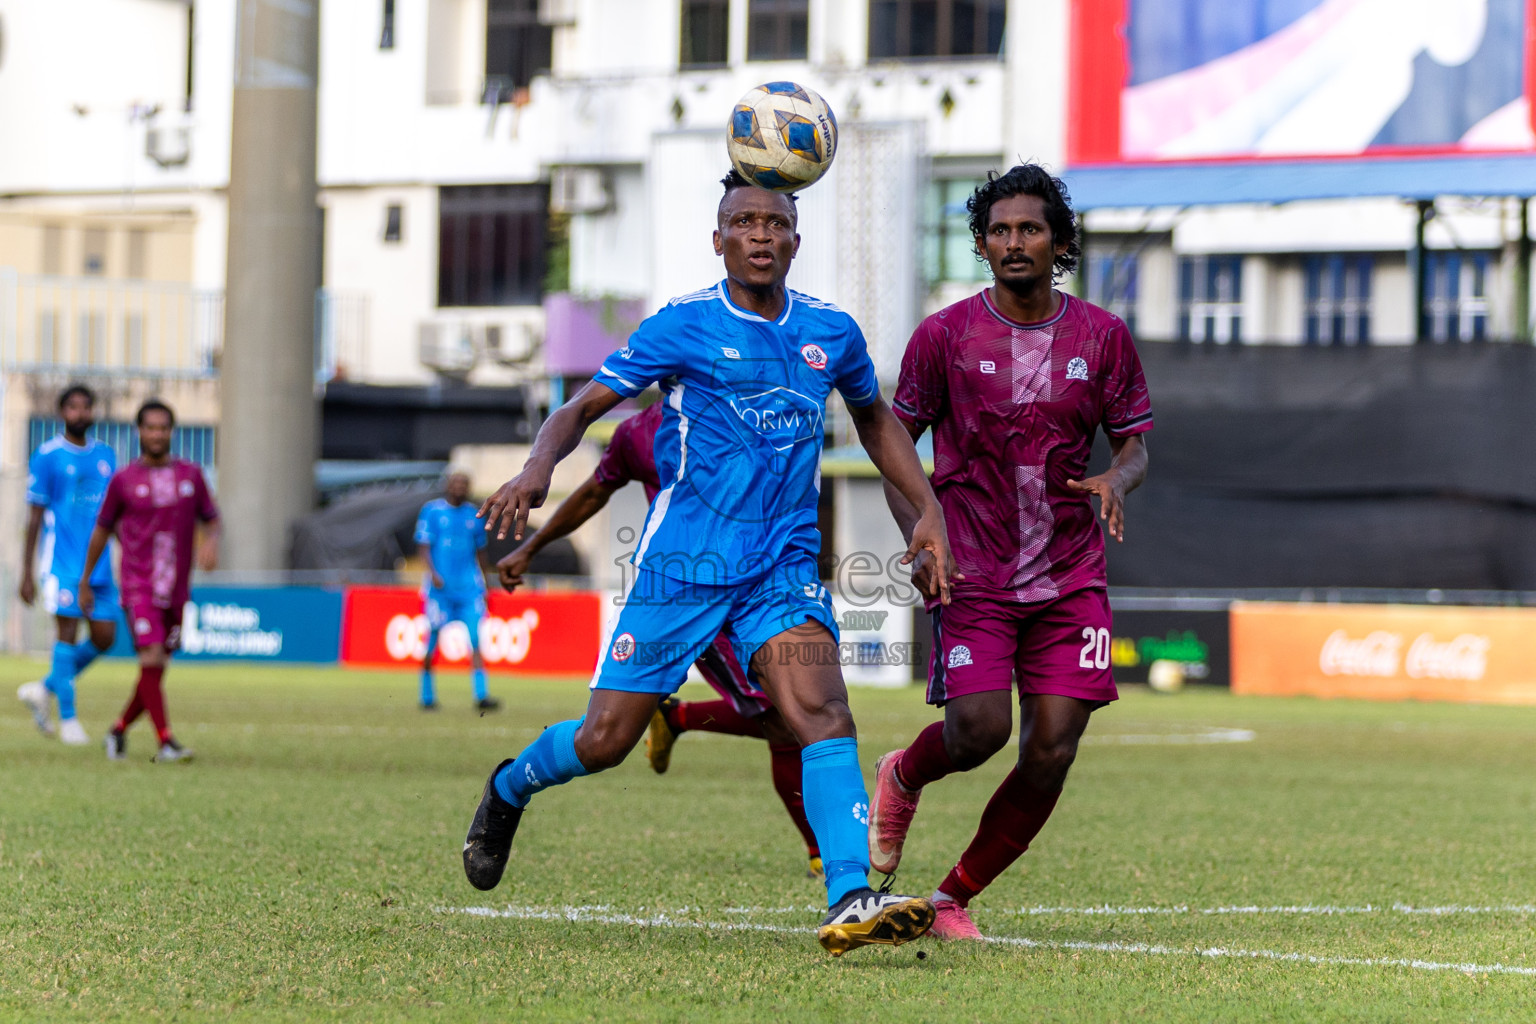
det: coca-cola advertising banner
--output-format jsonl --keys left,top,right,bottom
{"left": 341, "top": 587, "right": 602, "bottom": 675}
{"left": 1231, "top": 602, "right": 1536, "bottom": 705}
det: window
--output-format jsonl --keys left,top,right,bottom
{"left": 1178, "top": 255, "right": 1242, "bottom": 343}
{"left": 380, "top": 0, "right": 396, "bottom": 49}
{"left": 869, "top": 0, "right": 1005, "bottom": 60}
{"left": 28, "top": 418, "right": 217, "bottom": 471}
{"left": 438, "top": 185, "right": 548, "bottom": 307}
{"left": 384, "top": 203, "right": 404, "bottom": 243}
{"left": 1303, "top": 255, "right": 1371, "bottom": 345}
{"left": 680, "top": 0, "right": 729, "bottom": 67}
{"left": 924, "top": 176, "right": 988, "bottom": 285}
{"left": 485, "top": 0, "right": 551, "bottom": 96}
{"left": 749, "top": 0, "right": 808, "bottom": 61}
{"left": 82, "top": 228, "right": 107, "bottom": 276}
{"left": 1422, "top": 252, "right": 1492, "bottom": 342}
{"left": 1088, "top": 254, "right": 1138, "bottom": 334}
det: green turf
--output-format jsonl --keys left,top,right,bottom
{"left": 3, "top": 657, "right": 1535, "bottom": 1022}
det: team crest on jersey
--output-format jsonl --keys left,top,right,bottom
{"left": 611, "top": 632, "right": 636, "bottom": 662}
{"left": 1065, "top": 357, "right": 1090, "bottom": 381}
{"left": 179, "top": 479, "right": 195, "bottom": 497}
{"left": 800, "top": 343, "right": 828, "bottom": 371}
{"left": 135, "top": 617, "right": 152, "bottom": 636}
{"left": 98, "top": 461, "right": 111, "bottom": 476}
{"left": 947, "top": 645, "right": 973, "bottom": 668}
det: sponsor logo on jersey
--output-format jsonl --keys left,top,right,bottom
{"left": 980, "top": 360, "right": 997, "bottom": 374}
{"left": 721, "top": 347, "right": 741, "bottom": 359}
{"left": 1066, "top": 356, "right": 1090, "bottom": 381}
{"left": 611, "top": 631, "right": 636, "bottom": 662}
{"left": 800, "top": 343, "right": 828, "bottom": 370}
{"left": 947, "top": 644, "right": 973, "bottom": 668}
{"left": 728, "top": 385, "right": 825, "bottom": 451}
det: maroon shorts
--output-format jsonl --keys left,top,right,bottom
{"left": 927, "top": 587, "right": 1117, "bottom": 707}
{"left": 694, "top": 633, "right": 773, "bottom": 718}
{"left": 125, "top": 599, "right": 184, "bottom": 652}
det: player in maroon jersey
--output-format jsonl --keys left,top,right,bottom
{"left": 868, "top": 164, "right": 1152, "bottom": 939}
{"left": 78, "top": 400, "right": 220, "bottom": 763}
{"left": 494, "top": 401, "right": 824, "bottom": 877}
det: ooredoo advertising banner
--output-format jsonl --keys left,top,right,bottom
{"left": 341, "top": 587, "right": 602, "bottom": 675}
{"left": 1231, "top": 601, "right": 1536, "bottom": 704}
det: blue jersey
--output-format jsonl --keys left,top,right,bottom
{"left": 414, "top": 498, "right": 488, "bottom": 595}
{"left": 27, "top": 436, "right": 116, "bottom": 585}
{"left": 595, "top": 281, "right": 880, "bottom": 585}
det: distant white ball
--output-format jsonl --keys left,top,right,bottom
{"left": 726, "top": 81, "right": 838, "bottom": 193}
{"left": 1148, "top": 659, "right": 1186, "bottom": 694}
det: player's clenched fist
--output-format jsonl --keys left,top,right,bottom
{"left": 478, "top": 461, "right": 551, "bottom": 541}
{"left": 495, "top": 546, "right": 533, "bottom": 592}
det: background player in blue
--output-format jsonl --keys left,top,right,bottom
{"left": 16, "top": 385, "right": 118, "bottom": 745}
{"left": 414, "top": 470, "right": 500, "bottom": 712}
{"left": 462, "top": 171, "right": 961, "bottom": 956}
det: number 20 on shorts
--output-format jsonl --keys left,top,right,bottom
{"left": 1079, "top": 627, "right": 1111, "bottom": 670}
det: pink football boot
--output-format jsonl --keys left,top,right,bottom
{"left": 868, "top": 749, "right": 922, "bottom": 875}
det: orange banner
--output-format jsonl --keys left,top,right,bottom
{"left": 1231, "top": 602, "right": 1536, "bottom": 705}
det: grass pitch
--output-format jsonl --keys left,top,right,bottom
{"left": 3, "top": 657, "right": 1536, "bottom": 1022}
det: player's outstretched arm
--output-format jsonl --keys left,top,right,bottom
{"left": 480, "top": 380, "right": 624, "bottom": 541}
{"left": 197, "top": 517, "right": 221, "bottom": 572}
{"left": 497, "top": 474, "right": 622, "bottom": 591}
{"left": 1066, "top": 434, "right": 1148, "bottom": 543}
{"left": 846, "top": 396, "right": 960, "bottom": 605}
{"left": 18, "top": 505, "right": 44, "bottom": 605}
{"left": 75, "top": 525, "right": 112, "bottom": 617}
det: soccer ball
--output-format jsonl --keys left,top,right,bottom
{"left": 726, "top": 82, "right": 838, "bottom": 193}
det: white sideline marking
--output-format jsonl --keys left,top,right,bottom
{"left": 1015, "top": 904, "right": 1536, "bottom": 917}
{"left": 1081, "top": 727, "right": 1255, "bottom": 745}
{"left": 436, "top": 904, "right": 1536, "bottom": 977}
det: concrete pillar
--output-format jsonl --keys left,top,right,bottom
{"left": 219, "top": 0, "right": 321, "bottom": 571}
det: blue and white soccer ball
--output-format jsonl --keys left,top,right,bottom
{"left": 727, "top": 82, "right": 838, "bottom": 193}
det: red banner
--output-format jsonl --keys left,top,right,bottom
{"left": 341, "top": 587, "right": 602, "bottom": 675}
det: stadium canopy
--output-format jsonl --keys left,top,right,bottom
{"left": 1061, "top": 154, "right": 1536, "bottom": 209}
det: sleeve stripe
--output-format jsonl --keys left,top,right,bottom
{"left": 595, "top": 369, "right": 641, "bottom": 395}
{"left": 1105, "top": 411, "right": 1154, "bottom": 435}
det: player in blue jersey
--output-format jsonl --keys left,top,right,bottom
{"left": 16, "top": 385, "right": 119, "bottom": 745}
{"left": 462, "top": 171, "right": 960, "bottom": 956}
{"left": 414, "top": 470, "right": 500, "bottom": 712}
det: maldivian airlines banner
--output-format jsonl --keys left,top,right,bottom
{"left": 1230, "top": 601, "right": 1536, "bottom": 704}
{"left": 341, "top": 587, "right": 602, "bottom": 675}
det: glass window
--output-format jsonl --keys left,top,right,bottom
{"left": 923, "top": 177, "right": 988, "bottom": 285}
{"left": 485, "top": 0, "right": 552, "bottom": 95}
{"left": 1088, "top": 254, "right": 1138, "bottom": 334}
{"left": 1177, "top": 255, "right": 1242, "bottom": 343}
{"left": 1422, "top": 252, "right": 1492, "bottom": 342}
{"left": 869, "top": 0, "right": 1005, "bottom": 60}
{"left": 680, "top": 0, "right": 729, "bottom": 67}
{"left": 748, "top": 0, "right": 808, "bottom": 61}
{"left": 1303, "top": 255, "right": 1372, "bottom": 345}
{"left": 438, "top": 185, "right": 549, "bottom": 307}
{"left": 380, "top": 0, "right": 396, "bottom": 49}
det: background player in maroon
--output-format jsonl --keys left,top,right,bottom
{"left": 79, "top": 400, "right": 220, "bottom": 763}
{"left": 494, "top": 401, "right": 824, "bottom": 877}
{"left": 869, "top": 164, "right": 1151, "bottom": 939}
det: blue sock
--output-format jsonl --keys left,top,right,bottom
{"left": 71, "top": 639, "right": 102, "bottom": 675}
{"left": 494, "top": 718, "right": 590, "bottom": 807}
{"left": 472, "top": 667, "right": 488, "bottom": 701}
{"left": 801, "top": 737, "right": 873, "bottom": 906}
{"left": 421, "top": 630, "right": 439, "bottom": 705}
{"left": 43, "top": 641, "right": 77, "bottom": 721}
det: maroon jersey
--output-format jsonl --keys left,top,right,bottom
{"left": 96, "top": 458, "right": 219, "bottom": 609}
{"left": 893, "top": 290, "right": 1153, "bottom": 604}
{"left": 593, "top": 402, "right": 664, "bottom": 502}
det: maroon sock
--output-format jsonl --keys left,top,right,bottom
{"left": 669, "top": 699, "right": 765, "bottom": 738}
{"left": 136, "top": 666, "right": 171, "bottom": 744}
{"left": 895, "top": 720, "right": 957, "bottom": 791}
{"left": 768, "top": 744, "right": 819, "bottom": 857}
{"left": 114, "top": 690, "right": 145, "bottom": 734}
{"left": 938, "top": 767, "right": 1062, "bottom": 907}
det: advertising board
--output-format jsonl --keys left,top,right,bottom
{"left": 1111, "top": 609, "right": 1230, "bottom": 687}
{"left": 340, "top": 587, "right": 602, "bottom": 675}
{"left": 1231, "top": 601, "right": 1536, "bottom": 704}
{"left": 105, "top": 586, "right": 343, "bottom": 663}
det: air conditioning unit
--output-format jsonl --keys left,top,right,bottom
{"left": 538, "top": 0, "right": 578, "bottom": 26}
{"left": 485, "top": 321, "right": 540, "bottom": 366}
{"left": 146, "top": 124, "right": 191, "bottom": 169}
{"left": 550, "top": 166, "right": 611, "bottom": 215}
{"left": 418, "top": 321, "right": 480, "bottom": 378}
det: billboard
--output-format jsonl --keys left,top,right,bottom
{"left": 1230, "top": 601, "right": 1536, "bottom": 704}
{"left": 1072, "top": 0, "right": 1536, "bottom": 164}
{"left": 1110, "top": 609, "right": 1230, "bottom": 687}
{"left": 105, "top": 586, "right": 344, "bottom": 663}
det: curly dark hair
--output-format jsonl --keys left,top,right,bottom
{"left": 136, "top": 398, "right": 176, "bottom": 428}
{"left": 57, "top": 384, "right": 96, "bottom": 411}
{"left": 966, "top": 164, "right": 1080, "bottom": 280}
{"left": 719, "top": 169, "right": 798, "bottom": 225}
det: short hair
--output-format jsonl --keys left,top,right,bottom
{"left": 57, "top": 384, "right": 95, "bottom": 411}
{"left": 967, "top": 164, "right": 1081, "bottom": 279}
{"left": 136, "top": 399, "right": 175, "bottom": 428}
{"left": 718, "top": 168, "right": 798, "bottom": 222}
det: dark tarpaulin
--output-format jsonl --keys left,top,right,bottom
{"left": 1099, "top": 343, "right": 1536, "bottom": 589}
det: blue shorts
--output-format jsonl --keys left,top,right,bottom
{"left": 593, "top": 558, "right": 840, "bottom": 696}
{"left": 43, "top": 572, "right": 119, "bottom": 623}
{"left": 425, "top": 590, "right": 486, "bottom": 633}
